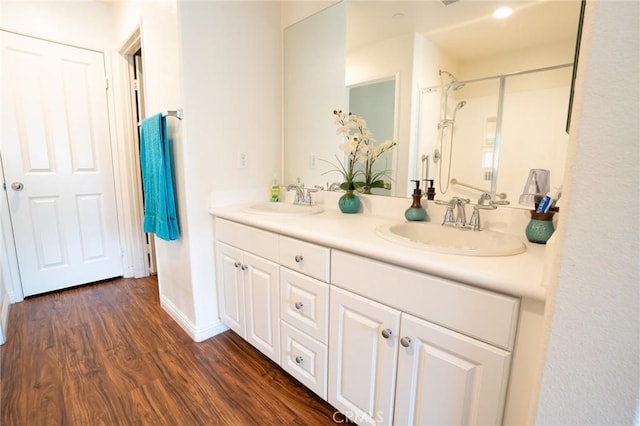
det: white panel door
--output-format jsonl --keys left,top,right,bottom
{"left": 394, "top": 313, "right": 512, "bottom": 426}
{"left": 244, "top": 252, "right": 280, "bottom": 364}
{"left": 1, "top": 31, "right": 122, "bottom": 296}
{"left": 216, "top": 242, "right": 245, "bottom": 338}
{"left": 329, "top": 286, "right": 400, "bottom": 426}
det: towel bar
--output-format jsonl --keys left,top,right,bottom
{"left": 138, "top": 109, "right": 183, "bottom": 127}
{"left": 163, "top": 109, "right": 183, "bottom": 120}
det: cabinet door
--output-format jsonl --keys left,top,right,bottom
{"left": 244, "top": 252, "right": 280, "bottom": 364}
{"left": 329, "top": 287, "right": 400, "bottom": 426}
{"left": 216, "top": 242, "right": 245, "bottom": 338}
{"left": 394, "top": 313, "right": 511, "bottom": 426}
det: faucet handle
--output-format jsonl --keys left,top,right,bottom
{"left": 468, "top": 206, "right": 481, "bottom": 231}
{"left": 302, "top": 187, "right": 318, "bottom": 205}
{"left": 476, "top": 192, "right": 498, "bottom": 210}
{"left": 442, "top": 205, "right": 455, "bottom": 225}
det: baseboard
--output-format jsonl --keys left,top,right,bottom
{"left": 0, "top": 290, "right": 10, "bottom": 345}
{"left": 159, "top": 294, "right": 229, "bottom": 342}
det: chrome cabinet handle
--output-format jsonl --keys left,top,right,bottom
{"left": 240, "top": 265, "right": 247, "bottom": 271}
{"left": 400, "top": 337, "right": 412, "bottom": 348}
{"left": 294, "top": 255, "right": 303, "bottom": 263}
{"left": 381, "top": 328, "right": 392, "bottom": 339}
{"left": 295, "top": 356, "right": 304, "bottom": 364}
{"left": 294, "top": 302, "right": 303, "bottom": 310}
{"left": 234, "top": 262, "right": 241, "bottom": 268}
{"left": 11, "top": 182, "right": 24, "bottom": 191}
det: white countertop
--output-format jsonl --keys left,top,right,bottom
{"left": 209, "top": 194, "right": 547, "bottom": 302}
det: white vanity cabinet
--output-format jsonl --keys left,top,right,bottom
{"left": 214, "top": 217, "right": 524, "bottom": 425}
{"left": 215, "top": 220, "right": 281, "bottom": 364}
{"left": 329, "top": 250, "right": 519, "bottom": 425}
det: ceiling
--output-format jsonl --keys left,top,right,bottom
{"left": 347, "top": 0, "right": 583, "bottom": 61}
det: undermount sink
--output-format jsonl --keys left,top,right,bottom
{"left": 246, "top": 202, "right": 324, "bottom": 216}
{"left": 376, "top": 221, "right": 526, "bottom": 256}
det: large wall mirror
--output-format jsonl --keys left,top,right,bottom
{"left": 283, "top": 0, "right": 583, "bottom": 207}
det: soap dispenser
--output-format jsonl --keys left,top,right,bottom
{"left": 424, "top": 179, "right": 436, "bottom": 200}
{"left": 405, "top": 180, "right": 428, "bottom": 221}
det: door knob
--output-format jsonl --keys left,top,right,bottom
{"left": 11, "top": 182, "right": 24, "bottom": 191}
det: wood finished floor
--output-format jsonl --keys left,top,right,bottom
{"left": 0, "top": 276, "right": 343, "bottom": 425}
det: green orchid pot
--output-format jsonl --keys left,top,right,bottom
{"left": 338, "top": 189, "right": 361, "bottom": 214}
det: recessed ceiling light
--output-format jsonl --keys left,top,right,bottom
{"left": 493, "top": 6, "right": 513, "bottom": 19}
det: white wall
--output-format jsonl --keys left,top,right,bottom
{"left": 110, "top": 1, "right": 201, "bottom": 336}
{"left": 112, "top": 0, "right": 284, "bottom": 341}
{"left": 177, "top": 0, "right": 282, "bottom": 339}
{"left": 535, "top": 1, "right": 640, "bottom": 423}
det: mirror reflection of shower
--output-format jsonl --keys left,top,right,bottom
{"left": 437, "top": 69, "right": 467, "bottom": 194}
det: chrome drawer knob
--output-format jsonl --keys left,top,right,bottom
{"left": 240, "top": 265, "right": 247, "bottom": 271}
{"left": 234, "top": 262, "right": 241, "bottom": 268}
{"left": 294, "top": 302, "right": 303, "bottom": 310}
{"left": 295, "top": 356, "right": 304, "bottom": 364}
{"left": 400, "top": 337, "right": 412, "bottom": 348}
{"left": 294, "top": 255, "right": 303, "bottom": 263}
{"left": 381, "top": 328, "right": 392, "bottom": 339}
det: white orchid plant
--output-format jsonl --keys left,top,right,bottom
{"left": 324, "top": 110, "right": 397, "bottom": 193}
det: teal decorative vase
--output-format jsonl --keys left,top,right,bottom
{"left": 525, "top": 211, "right": 555, "bottom": 244}
{"left": 338, "top": 189, "right": 361, "bottom": 214}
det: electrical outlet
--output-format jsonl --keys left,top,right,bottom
{"left": 237, "top": 152, "right": 248, "bottom": 169}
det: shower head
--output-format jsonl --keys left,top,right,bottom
{"left": 439, "top": 69, "right": 457, "bottom": 81}
{"left": 455, "top": 100, "right": 467, "bottom": 110}
{"left": 439, "top": 70, "right": 465, "bottom": 91}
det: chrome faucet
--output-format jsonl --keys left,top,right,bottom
{"left": 437, "top": 194, "right": 497, "bottom": 231}
{"left": 328, "top": 182, "right": 342, "bottom": 191}
{"left": 286, "top": 184, "right": 316, "bottom": 206}
{"left": 286, "top": 184, "right": 304, "bottom": 203}
{"left": 442, "top": 197, "right": 470, "bottom": 228}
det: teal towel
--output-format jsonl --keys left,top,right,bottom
{"left": 139, "top": 113, "right": 180, "bottom": 241}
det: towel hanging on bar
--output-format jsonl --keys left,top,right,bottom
{"left": 139, "top": 113, "right": 180, "bottom": 241}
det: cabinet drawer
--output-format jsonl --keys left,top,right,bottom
{"left": 279, "top": 236, "right": 330, "bottom": 282}
{"left": 280, "top": 268, "right": 329, "bottom": 343}
{"left": 280, "top": 321, "right": 327, "bottom": 400}
{"left": 331, "top": 250, "right": 520, "bottom": 351}
{"left": 215, "top": 218, "right": 278, "bottom": 263}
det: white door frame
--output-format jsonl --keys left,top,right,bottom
{"left": 114, "top": 27, "right": 151, "bottom": 278}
